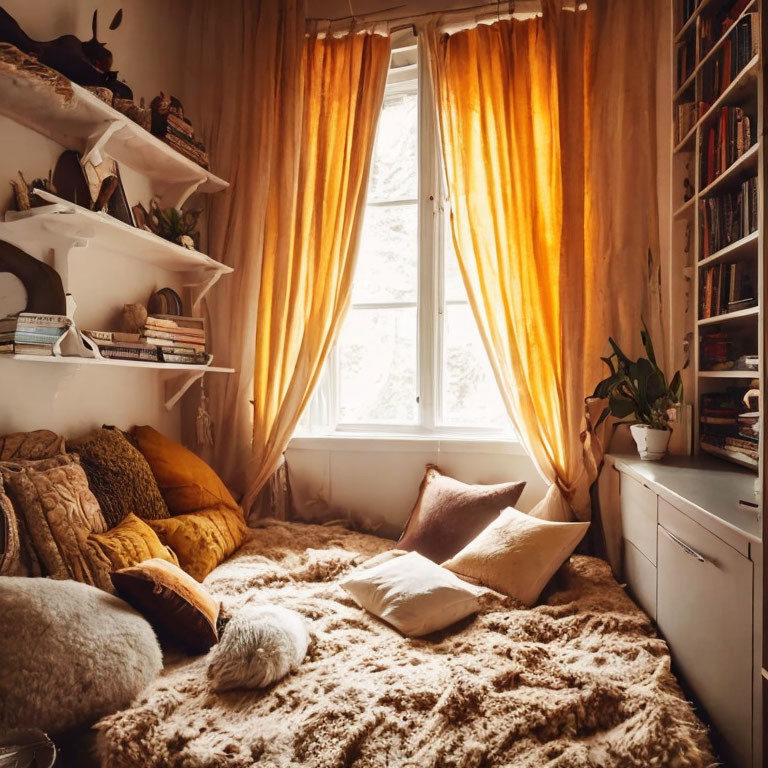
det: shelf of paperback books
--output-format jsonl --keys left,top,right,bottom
{"left": 0, "top": 75, "right": 228, "bottom": 208}
{"left": 699, "top": 230, "right": 759, "bottom": 267}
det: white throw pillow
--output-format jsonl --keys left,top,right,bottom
{"left": 442, "top": 507, "right": 589, "bottom": 606}
{"left": 340, "top": 550, "right": 484, "bottom": 637}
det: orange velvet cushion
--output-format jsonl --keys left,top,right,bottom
{"left": 147, "top": 506, "right": 248, "bottom": 582}
{"left": 87, "top": 513, "right": 179, "bottom": 572}
{"left": 131, "top": 426, "right": 238, "bottom": 515}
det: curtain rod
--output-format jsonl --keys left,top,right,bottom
{"left": 307, "top": 1, "right": 583, "bottom": 35}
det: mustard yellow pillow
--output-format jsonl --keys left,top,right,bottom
{"left": 87, "top": 513, "right": 179, "bottom": 572}
{"left": 147, "top": 506, "right": 248, "bottom": 581}
{"left": 132, "top": 426, "right": 239, "bottom": 515}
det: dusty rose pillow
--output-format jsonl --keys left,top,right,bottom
{"left": 398, "top": 465, "right": 526, "bottom": 563}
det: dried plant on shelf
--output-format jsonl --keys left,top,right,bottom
{"left": 9, "top": 170, "right": 56, "bottom": 211}
{"left": 134, "top": 199, "right": 201, "bottom": 250}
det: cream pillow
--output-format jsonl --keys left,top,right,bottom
{"left": 442, "top": 507, "right": 589, "bottom": 606}
{"left": 340, "top": 551, "right": 484, "bottom": 637}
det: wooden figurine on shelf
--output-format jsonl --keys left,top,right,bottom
{"left": 0, "top": 7, "right": 132, "bottom": 99}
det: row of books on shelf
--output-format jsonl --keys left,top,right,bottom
{"left": 700, "top": 386, "right": 759, "bottom": 468}
{"left": 699, "top": 259, "right": 756, "bottom": 319}
{"left": 0, "top": 313, "right": 71, "bottom": 355}
{"left": 700, "top": 106, "right": 753, "bottom": 188}
{"left": 680, "top": 0, "right": 697, "bottom": 27}
{"left": 699, "top": 176, "right": 758, "bottom": 258}
{"left": 700, "top": 330, "right": 758, "bottom": 371}
{"left": 84, "top": 315, "right": 207, "bottom": 364}
{"left": 701, "top": 12, "right": 758, "bottom": 101}
{"left": 0, "top": 313, "right": 209, "bottom": 366}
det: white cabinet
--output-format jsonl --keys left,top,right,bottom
{"left": 611, "top": 454, "right": 761, "bottom": 768}
{"left": 657, "top": 498, "right": 753, "bottom": 768}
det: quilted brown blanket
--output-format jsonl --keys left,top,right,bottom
{"left": 96, "top": 520, "right": 713, "bottom": 768}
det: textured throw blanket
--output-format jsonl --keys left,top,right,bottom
{"left": 96, "top": 520, "right": 713, "bottom": 768}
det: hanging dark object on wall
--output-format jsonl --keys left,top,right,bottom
{"left": 0, "top": 6, "right": 132, "bottom": 99}
{"left": 0, "top": 240, "right": 67, "bottom": 316}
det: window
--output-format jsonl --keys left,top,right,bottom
{"left": 299, "top": 33, "right": 511, "bottom": 438}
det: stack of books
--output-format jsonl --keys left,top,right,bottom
{"left": 699, "top": 258, "right": 756, "bottom": 319}
{"left": 83, "top": 330, "right": 160, "bottom": 363}
{"left": 155, "top": 112, "right": 209, "bottom": 170}
{"left": 700, "top": 106, "right": 753, "bottom": 187}
{"left": 699, "top": 176, "right": 758, "bottom": 258}
{"left": 142, "top": 316, "right": 208, "bottom": 365}
{"left": 700, "top": 11, "right": 758, "bottom": 91}
{"left": 0, "top": 313, "right": 71, "bottom": 355}
{"left": 700, "top": 387, "right": 759, "bottom": 468}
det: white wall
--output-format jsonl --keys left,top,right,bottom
{"left": 287, "top": 436, "right": 548, "bottom": 539}
{"left": 0, "top": 0, "right": 193, "bottom": 441}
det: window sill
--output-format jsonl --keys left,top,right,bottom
{"left": 288, "top": 432, "right": 526, "bottom": 455}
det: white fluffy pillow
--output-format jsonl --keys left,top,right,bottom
{"left": 340, "top": 551, "right": 484, "bottom": 637}
{"left": 442, "top": 507, "right": 589, "bottom": 606}
{"left": 208, "top": 604, "right": 311, "bottom": 691}
{"left": 0, "top": 576, "right": 162, "bottom": 734}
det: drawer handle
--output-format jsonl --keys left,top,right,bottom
{"left": 660, "top": 527, "right": 709, "bottom": 564}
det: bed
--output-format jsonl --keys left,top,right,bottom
{"left": 95, "top": 519, "right": 713, "bottom": 768}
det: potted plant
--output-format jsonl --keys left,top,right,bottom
{"left": 592, "top": 323, "right": 684, "bottom": 460}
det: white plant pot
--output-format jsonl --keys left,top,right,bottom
{"left": 630, "top": 424, "right": 671, "bottom": 461}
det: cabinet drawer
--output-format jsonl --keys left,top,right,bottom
{"left": 657, "top": 499, "right": 753, "bottom": 768}
{"left": 623, "top": 539, "right": 656, "bottom": 620}
{"left": 620, "top": 474, "right": 657, "bottom": 564}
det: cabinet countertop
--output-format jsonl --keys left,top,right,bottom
{"left": 607, "top": 453, "right": 761, "bottom": 546}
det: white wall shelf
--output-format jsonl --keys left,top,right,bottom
{"left": 698, "top": 231, "right": 759, "bottom": 268}
{"left": 697, "top": 306, "right": 759, "bottom": 326}
{"left": 0, "top": 73, "right": 228, "bottom": 208}
{"left": 0, "top": 353, "right": 235, "bottom": 411}
{"left": 2, "top": 191, "right": 232, "bottom": 275}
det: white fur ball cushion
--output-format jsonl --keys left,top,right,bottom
{"left": 0, "top": 577, "right": 162, "bottom": 734}
{"left": 207, "top": 604, "right": 310, "bottom": 691}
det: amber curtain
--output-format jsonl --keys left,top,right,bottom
{"left": 189, "top": 4, "right": 390, "bottom": 514}
{"left": 187, "top": 0, "right": 305, "bottom": 502}
{"left": 426, "top": 1, "right": 662, "bottom": 522}
{"left": 246, "top": 32, "right": 391, "bottom": 511}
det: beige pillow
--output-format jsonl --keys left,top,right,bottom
{"left": 340, "top": 551, "right": 484, "bottom": 637}
{"left": 398, "top": 465, "right": 526, "bottom": 563}
{"left": 442, "top": 507, "right": 589, "bottom": 606}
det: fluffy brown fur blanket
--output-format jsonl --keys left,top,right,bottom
{"left": 96, "top": 520, "right": 713, "bottom": 768}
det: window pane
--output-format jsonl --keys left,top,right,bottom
{"left": 442, "top": 303, "right": 511, "bottom": 428}
{"left": 368, "top": 90, "right": 418, "bottom": 202}
{"left": 443, "top": 222, "right": 467, "bottom": 302}
{"left": 352, "top": 204, "right": 418, "bottom": 303}
{"left": 338, "top": 307, "right": 418, "bottom": 425}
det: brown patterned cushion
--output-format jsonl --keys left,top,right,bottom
{"left": 398, "top": 464, "right": 526, "bottom": 563}
{"left": 111, "top": 558, "right": 220, "bottom": 654}
{"left": 67, "top": 427, "right": 170, "bottom": 527}
{"left": 0, "top": 430, "right": 64, "bottom": 461}
{"left": 0, "top": 455, "right": 110, "bottom": 589}
{"left": 0, "top": 476, "right": 25, "bottom": 576}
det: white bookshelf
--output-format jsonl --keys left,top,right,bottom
{"left": 0, "top": 76, "right": 228, "bottom": 208}
{"left": 671, "top": 0, "right": 763, "bottom": 474}
{"left": 0, "top": 63, "right": 234, "bottom": 409}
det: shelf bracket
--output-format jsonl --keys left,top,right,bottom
{"left": 161, "top": 177, "right": 207, "bottom": 210}
{"left": 163, "top": 369, "right": 207, "bottom": 411}
{"left": 82, "top": 120, "right": 123, "bottom": 167}
{"left": 186, "top": 267, "right": 227, "bottom": 314}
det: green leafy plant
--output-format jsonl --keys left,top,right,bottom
{"left": 592, "top": 323, "right": 684, "bottom": 430}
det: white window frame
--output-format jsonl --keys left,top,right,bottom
{"left": 298, "top": 39, "right": 515, "bottom": 442}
